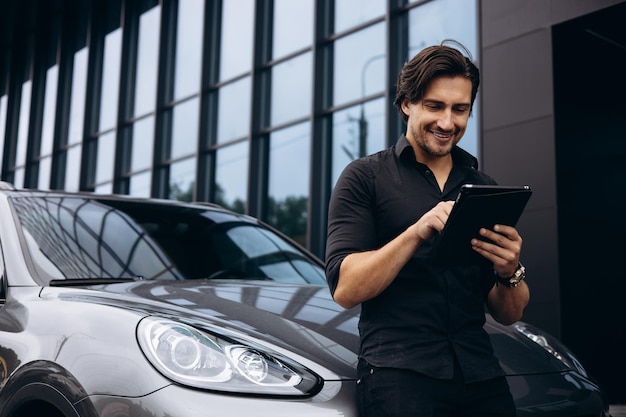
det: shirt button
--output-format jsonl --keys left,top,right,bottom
{"left": 425, "top": 170, "right": 431, "bottom": 175}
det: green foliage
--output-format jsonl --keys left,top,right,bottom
{"left": 267, "top": 195, "right": 308, "bottom": 247}
{"left": 169, "top": 181, "right": 308, "bottom": 247}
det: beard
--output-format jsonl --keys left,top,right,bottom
{"left": 408, "top": 123, "right": 460, "bottom": 158}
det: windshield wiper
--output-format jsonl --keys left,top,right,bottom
{"left": 49, "top": 277, "right": 144, "bottom": 287}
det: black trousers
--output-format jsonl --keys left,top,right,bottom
{"left": 356, "top": 359, "right": 517, "bottom": 417}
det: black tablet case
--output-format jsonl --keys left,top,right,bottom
{"left": 431, "top": 185, "right": 532, "bottom": 266}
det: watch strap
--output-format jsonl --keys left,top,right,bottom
{"left": 495, "top": 263, "right": 526, "bottom": 288}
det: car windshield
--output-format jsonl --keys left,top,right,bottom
{"left": 10, "top": 196, "right": 326, "bottom": 285}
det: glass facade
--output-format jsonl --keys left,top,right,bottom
{"left": 0, "top": 0, "right": 478, "bottom": 258}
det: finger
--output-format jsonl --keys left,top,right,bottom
{"left": 479, "top": 228, "right": 509, "bottom": 246}
{"left": 472, "top": 241, "right": 513, "bottom": 266}
{"left": 493, "top": 224, "right": 520, "bottom": 240}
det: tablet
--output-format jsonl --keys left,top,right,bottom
{"left": 431, "top": 184, "right": 532, "bottom": 266}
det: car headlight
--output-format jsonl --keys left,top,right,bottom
{"left": 514, "top": 323, "right": 588, "bottom": 377}
{"left": 137, "top": 316, "right": 321, "bottom": 395}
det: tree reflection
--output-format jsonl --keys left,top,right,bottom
{"left": 169, "top": 182, "right": 193, "bottom": 202}
{"left": 267, "top": 195, "right": 308, "bottom": 247}
{"left": 170, "top": 182, "right": 308, "bottom": 248}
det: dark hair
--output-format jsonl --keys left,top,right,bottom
{"left": 393, "top": 39, "right": 480, "bottom": 123}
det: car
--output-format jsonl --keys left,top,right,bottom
{"left": 0, "top": 182, "right": 611, "bottom": 417}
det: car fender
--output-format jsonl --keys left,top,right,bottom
{"left": 0, "top": 360, "right": 98, "bottom": 417}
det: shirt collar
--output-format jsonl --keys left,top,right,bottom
{"left": 394, "top": 134, "right": 478, "bottom": 170}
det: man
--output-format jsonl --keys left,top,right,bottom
{"left": 325, "top": 40, "right": 530, "bottom": 417}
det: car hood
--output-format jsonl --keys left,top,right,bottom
{"left": 47, "top": 280, "right": 361, "bottom": 379}
{"left": 46, "top": 280, "right": 575, "bottom": 379}
{"left": 485, "top": 316, "right": 581, "bottom": 376}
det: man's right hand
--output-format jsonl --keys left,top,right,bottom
{"left": 411, "top": 200, "right": 454, "bottom": 241}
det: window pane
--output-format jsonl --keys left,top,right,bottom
{"left": 15, "top": 80, "right": 32, "bottom": 174}
{"left": 99, "top": 28, "right": 122, "bottom": 131}
{"left": 129, "top": 170, "right": 151, "bottom": 197}
{"left": 268, "top": 122, "right": 310, "bottom": 246}
{"left": 215, "top": 141, "right": 248, "bottom": 212}
{"left": 333, "top": 23, "right": 385, "bottom": 107}
{"left": 38, "top": 156, "right": 52, "bottom": 189}
{"left": 271, "top": 53, "right": 312, "bottom": 127}
{"left": 64, "top": 144, "right": 82, "bottom": 191}
{"left": 273, "top": 0, "right": 313, "bottom": 59}
{"left": 332, "top": 98, "right": 386, "bottom": 186}
{"left": 0, "top": 95, "right": 7, "bottom": 170}
{"left": 217, "top": 78, "right": 251, "bottom": 144}
{"left": 174, "top": 0, "right": 204, "bottom": 99}
{"left": 169, "top": 157, "right": 196, "bottom": 201}
{"left": 171, "top": 98, "right": 199, "bottom": 159}
{"left": 335, "top": 0, "right": 385, "bottom": 33}
{"left": 219, "top": 0, "right": 254, "bottom": 80}
{"left": 408, "top": 0, "right": 478, "bottom": 156}
{"left": 95, "top": 182, "right": 113, "bottom": 194}
{"left": 68, "top": 47, "right": 89, "bottom": 145}
{"left": 134, "top": 5, "right": 160, "bottom": 116}
{"left": 96, "top": 131, "right": 115, "bottom": 184}
{"left": 41, "top": 65, "right": 59, "bottom": 157}
{"left": 14, "top": 168, "right": 24, "bottom": 188}
{"left": 131, "top": 116, "right": 154, "bottom": 172}
{"left": 408, "top": 0, "right": 477, "bottom": 58}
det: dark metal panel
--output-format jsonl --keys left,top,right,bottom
{"left": 308, "top": 0, "right": 334, "bottom": 258}
{"left": 112, "top": 0, "right": 141, "bottom": 195}
{"left": 80, "top": 0, "right": 106, "bottom": 192}
{"left": 1, "top": 51, "right": 23, "bottom": 184}
{"left": 50, "top": 1, "right": 89, "bottom": 190}
{"left": 385, "top": 0, "right": 408, "bottom": 148}
{"left": 151, "top": 0, "right": 178, "bottom": 198}
{"left": 23, "top": 7, "right": 64, "bottom": 189}
{"left": 247, "top": 0, "right": 273, "bottom": 220}
{"left": 195, "top": 0, "right": 222, "bottom": 203}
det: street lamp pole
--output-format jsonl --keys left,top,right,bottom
{"left": 358, "top": 53, "right": 384, "bottom": 158}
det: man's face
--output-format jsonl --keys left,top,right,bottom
{"left": 402, "top": 76, "right": 472, "bottom": 162}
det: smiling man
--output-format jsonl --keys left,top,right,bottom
{"left": 325, "top": 40, "right": 529, "bottom": 417}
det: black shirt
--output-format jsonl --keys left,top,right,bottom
{"left": 325, "top": 135, "right": 503, "bottom": 383}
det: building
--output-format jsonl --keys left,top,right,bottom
{"left": 1, "top": 0, "right": 625, "bottom": 403}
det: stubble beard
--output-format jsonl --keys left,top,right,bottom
{"left": 410, "top": 125, "right": 457, "bottom": 158}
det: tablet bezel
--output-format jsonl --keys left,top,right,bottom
{"left": 430, "top": 184, "right": 532, "bottom": 266}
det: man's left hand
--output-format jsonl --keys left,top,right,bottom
{"left": 471, "top": 224, "right": 521, "bottom": 277}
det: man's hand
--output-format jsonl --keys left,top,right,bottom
{"left": 333, "top": 200, "right": 454, "bottom": 309}
{"left": 476, "top": 224, "right": 530, "bottom": 325}
{"left": 470, "top": 224, "right": 521, "bottom": 277}
{"left": 412, "top": 200, "right": 455, "bottom": 241}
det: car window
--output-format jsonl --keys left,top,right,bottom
{"left": 10, "top": 196, "right": 326, "bottom": 285}
{"left": 13, "top": 197, "right": 180, "bottom": 281}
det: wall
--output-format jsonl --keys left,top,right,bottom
{"left": 479, "top": 0, "right": 626, "bottom": 403}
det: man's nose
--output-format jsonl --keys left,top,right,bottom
{"left": 437, "top": 110, "right": 454, "bottom": 130}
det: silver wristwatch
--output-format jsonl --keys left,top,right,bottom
{"left": 496, "top": 263, "right": 526, "bottom": 288}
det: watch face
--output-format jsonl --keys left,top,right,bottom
{"left": 510, "top": 266, "right": 526, "bottom": 286}
{"left": 496, "top": 264, "right": 525, "bottom": 287}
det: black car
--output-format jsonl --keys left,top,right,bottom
{"left": 0, "top": 183, "right": 611, "bottom": 416}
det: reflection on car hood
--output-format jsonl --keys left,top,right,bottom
{"left": 46, "top": 280, "right": 571, "bottom": 379}
{"left": 485, "top": 317, "right": 573, "bottom": 375}
{"left": 48, "top": 280, "right": 361, "bottom": 378}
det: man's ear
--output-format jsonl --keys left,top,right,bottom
{"left": 401, "top": 100, "right": 411, "bottom": 117}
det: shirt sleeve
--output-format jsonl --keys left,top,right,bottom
{"left": 325, "top": 158, "right": 377, "bottom": 296}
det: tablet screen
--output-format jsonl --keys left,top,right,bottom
{"left": 431, "top": 184, "right": 532, "bottom": 266}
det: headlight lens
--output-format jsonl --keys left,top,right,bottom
{"left": 514, "top": 323, "right": 588, "bottom": 377}
{"left": 137, "top": 316, "right": 320, "bottom": 395}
